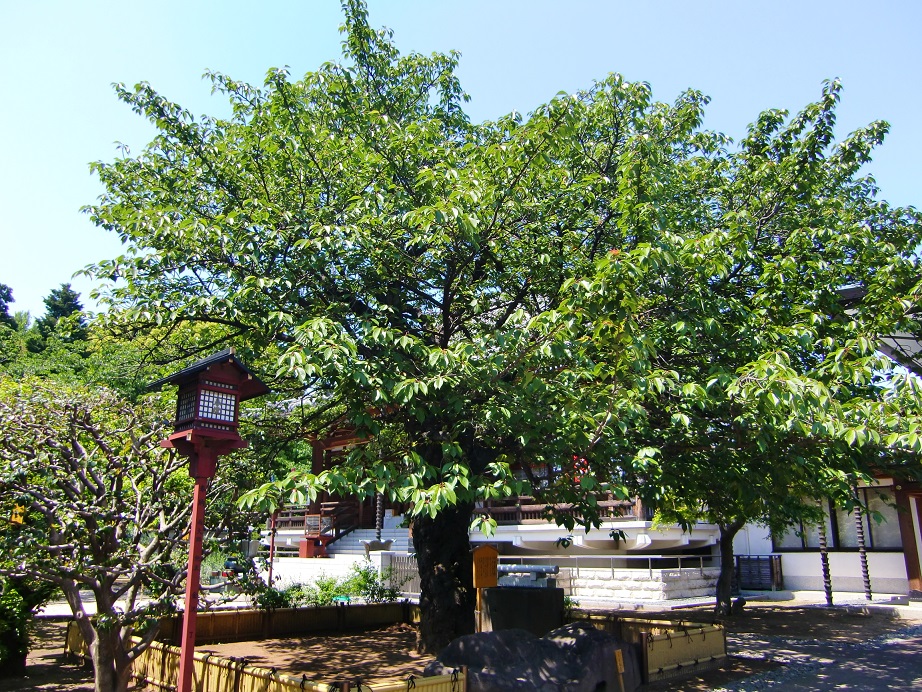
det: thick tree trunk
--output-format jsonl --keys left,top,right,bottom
{"left": 90, "top": 628, "right": 132, "bottom": 692}
{"left": 715, "top": 519, "right": 745, "bottom": 616}
{"left": 412, "top": 501, "right": 476, "bottom": 654}
{"left": 67, "top": 586, "right": 135, "bottom": 692}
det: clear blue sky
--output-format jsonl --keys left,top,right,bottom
{"left": 1, "top": 1, "right": 920, "bottom": 318}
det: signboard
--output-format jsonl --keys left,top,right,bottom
{"left": 10, "top": 505, "right": 24, "bottom": 524}
{"left": 472, "top": 545, "right": 498, "bottom": 588}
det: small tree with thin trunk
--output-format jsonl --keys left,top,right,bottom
{"left": 0, "top": 377, "right": 190, "bottom": 692}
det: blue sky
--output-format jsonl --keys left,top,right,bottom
{"left": 1, "top": 1, "right": 920, "bottom": 318}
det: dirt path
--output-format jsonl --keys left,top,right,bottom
{"left": 199, "top": 623, "right": 434, "bottom": 684}
{"left": 640, "top": 600, "right": 922, "bottom": 691}
{"left": 0, "top": 620, "right": 96, "bottom": 692}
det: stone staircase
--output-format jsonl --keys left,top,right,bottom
{"left": 262, "top": 527, "right": 412, "bottom": 588}
{"left": 326, "top": 527, "right": 412, "bottom": 556}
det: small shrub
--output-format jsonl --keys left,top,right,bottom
{"left": 232, "top": 567, "right": 303, "bottom": 612}
{"left": 297, "top": 575, "right": 346, "bottom": 607}
{"left": 343, "top": 561, "right": 405, "bottom": 604}
{"left": 0, "top": 577, "right": 59, "bottom": 677}
{"left": 254, "top": 584, "right": 304, "bottom": 611}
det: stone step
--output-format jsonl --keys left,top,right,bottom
{"left": 326, "top": 527, "right": 412, "bottom": 556}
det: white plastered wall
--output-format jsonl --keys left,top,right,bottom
{"left": 778, "top": 551, "right": 909, "bottom": 594}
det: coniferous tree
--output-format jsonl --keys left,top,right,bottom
{"left": 0, "top": 284, "right": 15, "bottom": 330}
{"left": 36, "top": 283, "right": 86, "bottom": 340}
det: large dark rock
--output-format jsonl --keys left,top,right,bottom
{"left": 424, "top": 622, "right": 642, "bottom": 691}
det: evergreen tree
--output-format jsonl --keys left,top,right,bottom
{"left": 29, "top": 284, "right": 89, "bottom": 353}
{"left": 36, "top": 283, "right": 86, "bottom": 339}
{"left": 0, "top": 285, "right": 15, "bottom": 330}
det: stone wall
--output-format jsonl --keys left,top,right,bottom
{"left": 565, "top": 567, "right": 720, "bottom": 600}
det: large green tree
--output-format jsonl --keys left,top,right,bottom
{"left": 85, "top": 0, "right": 711, "bottom": 650}
{"left": 83, "top": 0, "right": 922, "bottom": 644}
{"left": 562, "top": 81, "right": 922, "bottom": 612}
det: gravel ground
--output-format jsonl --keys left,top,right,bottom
{"left": 714, "top": 624, "right": 922, "bottom": 691}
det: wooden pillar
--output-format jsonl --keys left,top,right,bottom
{"left": 895, "top": 487, "right": 922, "bottom": 598}
{"left": 177, "top": 450, "right": 217, "bottom": 692}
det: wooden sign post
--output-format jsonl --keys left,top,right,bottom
{"left": 472, "top": 545, "right": 498, "bottom": 633}
{"left": 614, "top": 649, "right": 626, "bottom": 692}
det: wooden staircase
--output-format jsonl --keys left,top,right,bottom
{"left": 296, "top": 501, "right": 359, "bottom": 557}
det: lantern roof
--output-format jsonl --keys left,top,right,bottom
{"left": 149, "top": 348, "right": 270, "bottom": 401}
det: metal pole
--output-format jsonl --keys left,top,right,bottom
{"left": 178, "top": 469, "right": 210, "bottom": 692}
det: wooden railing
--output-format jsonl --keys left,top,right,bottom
{"left": 473, "top": 496, "right": 648, "bottom": 525}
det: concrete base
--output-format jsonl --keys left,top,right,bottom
{"left": 741, "top": 589, "right": 910, "bottom": 606}
{"left": 298, "top": 540, "right": 330, "bottom": 558}
{"left": 568, "top": 567, "right": 720, "bottom": 601}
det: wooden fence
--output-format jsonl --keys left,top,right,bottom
{"left": 387, "top": 554, "right": 421, "bottom": 595}
{"left": 735, "top": 554, "right": 784, "bottom": 591}
{"left": 65, "top": 616, "right": 464, "bottom": 692}
{"left": 567, "top": 612, "right": 726, "bottom": 683}
{"left": 156, "top": 602, "right": 414, "bottom": 645}
{"left": 64, "top": 603, "right": 723, "bottom": 688}
{"left": 132, "top": 639, "right": 466, "bottom": 692}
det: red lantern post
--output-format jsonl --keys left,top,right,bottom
{"left": 151, "top": 349, "right": 268, "bottom": 692}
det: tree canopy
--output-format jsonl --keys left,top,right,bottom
{"left": 83, "top": 0, "right": 922, "bottom": 642}
{"left": 0, "top": 378, "right": 187, "bottom": 691}
{"left": 0, "top": 299, "right": 279, "bottom": 687}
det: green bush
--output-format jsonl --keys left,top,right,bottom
{"left": 342, "top": 561, "right": 404, "bottom": 604}
{"left": 0, "top": 588, "right": 27, "bottom": 677}
{"left": 253, "top": 583, "right": 304, "bottom": 611}
{"left": 0, "top": 577, "right": 59, "bottom": 677}
{"left": 296, "top": 574, "right": 346, "bottom": 607}
{"left": 236, "top": 561, "right": 405, "bottom": 612}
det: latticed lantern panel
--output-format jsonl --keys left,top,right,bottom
{"left": 176, "top": 389, "right": 196, "bottom": 423}
{"left": 199, "top": 387, "right": 236, "bottom": 422}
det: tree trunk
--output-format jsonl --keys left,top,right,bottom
{"left": 412, "top": 501, "right": 476, "bottom": 654}
{"left": 90, "top": 627, "right": 131, "bottom": 692}
{"left": 715, "top": 519, "right": 745, "bottom": 616}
